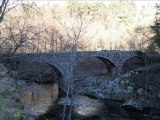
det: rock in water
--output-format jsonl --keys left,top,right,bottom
{"left": 73, "top": 96, "right": 105, "bottom": 119}
{"left": 58, "top": 95, "right": 105, "bottom": 119}
{"left": 137, "top": 88, "right": 144, "bottom": 95}
{"left": 121, "top": 99, "right": 143, "bottom": 111}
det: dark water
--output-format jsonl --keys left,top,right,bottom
{"left": 19, "top": 80, "right": 160, "bottom": 120}
{"left": 36, "top": 99, "right": 160, "bottom": 120}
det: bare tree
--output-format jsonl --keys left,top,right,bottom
{"left": 52, "top": 2, "right": 100, "bottom": 119}
{"left": 0, "top": 0, "right": 9, "bottom": 23}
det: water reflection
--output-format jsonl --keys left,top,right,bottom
{"left": 19, "top": 81, "right": 58, "bottom": 117}
{"left": 18, "top": 80, "right": 159, "bottom": 120}
{"left": 37, "top": 99, "right": 156, "bottom": 120}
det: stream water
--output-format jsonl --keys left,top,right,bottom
{"left": 36, "top": 99, "right": 155, "bottom": 120}
{"left": 19, "top": 80, "right": 159, "bottom": 120}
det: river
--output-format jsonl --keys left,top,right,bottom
{"left": 18, "top": 79, "right": 160, "bottom": 120}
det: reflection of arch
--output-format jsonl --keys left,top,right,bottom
{"left": 122, "top": 56, "right": 146, "bottom": 73}
{"left": 74, "top": 56, "right": 116, "bottom": 78}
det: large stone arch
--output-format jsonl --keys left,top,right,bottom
{"left": 122, "top": 56, "right": 146, "bottom": 73}
{"left": 16, "top": 61, "right": 63, "bottom": 85}
{"left": 74, "top": 56, "right": 116, "bottom": 78}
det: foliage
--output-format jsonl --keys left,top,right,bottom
{"left": 136, "top": 50, "right": 147, "bottom": 59}
{"left": 151, "top": 3, "right": 160, "bottom": 51}
{"left": 105, "top": 1, "right": 135, "bottom": 26}
{"left": 0, "top": 1, "right": 156, "bottom": 53}
{"left": 0, "top": 64, "right": 25, "bottom": 120}
{"left": 16, "top": 110, "right": 26, "bottom": 119}
{"left": 135, "top": 50, "right": 155, "bottom": 65}
{"left": 0, "top": 97, "right": 26, "bottom": 120}
{"left": 0, "top": 98, "right": 13, "bottom": 120}
{"left": 0, "top": 87, "right": 10, "bottom": 96}
{"left": 67, "top": 1, "right": 105, "bottom": 18}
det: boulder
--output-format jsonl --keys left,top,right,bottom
{"left": 127, "top": 86, "right": 133, "bottom": 93}
{"left": 58, "top": 95, "right": 105, "bottom": 119}
{"left": 114, "top": 78, "right": 120, "bottom": 84}
{"left": 121, "top": 99, "right": 143, "bottom": 111}
{"left": 0, "top": 63, "right": 8, "bottom": 76}
{"left": 74, "top": 76, "right": 135, "bottom": 100}
{"left": 120, "top": 80, "right": 125, "bottom": 85}
{"left": 137, "top": 88, "right": 144, "bottom": 95}
{"left": 121, "top": 72, "right": 131, "bottom": 78}
{"left": 9, "top": 71, "right": 18, "bottom": 79}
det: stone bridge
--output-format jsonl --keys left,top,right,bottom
{"left": 12, "top": 51, "right": 144, "bottom": 88}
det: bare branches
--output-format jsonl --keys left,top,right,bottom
{"left": 0, "top": 0, "right": 9, "bottom": 23}
{"left": 0, "top": 1, "right": 156, "bottom": 54}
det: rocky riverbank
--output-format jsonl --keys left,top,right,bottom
{"left": 0, "top": 63, "right": 25, "bottom": 120}
{"left": 74, "top": 64, "right": 160, "bottom": 111}
{"left": 0, "top": 63, "right": 59, "bottom": 120}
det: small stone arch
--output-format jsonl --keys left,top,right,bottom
{"left": 45, "top": 62, "right": 63, "bottom": 84}
{"left": 74, "top": 56, "right": 116, "bottom": 78}
{"left": 96, "top": 56, "right": 116, "bottom": 74}
{"left": 122, "top": 56, "right": 146, "bottom": 73}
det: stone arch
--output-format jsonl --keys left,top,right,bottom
{"left": 45, "top": 62, "right": 63, "bottom": 83}
{"left": 16, "top": 61, "right": 63, "bottom": 84}
{"left": 96, "top": 56, "right": 116, "bottom": 74}
{"left": 74, "top": 56, "right": 116, "bottom": 78}
{"left": 122, "top": 56, "right": 146, "bottom": 73}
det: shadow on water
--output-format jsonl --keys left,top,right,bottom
{"left": 36, "top": 96, "right": 155, "bottom": 120}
